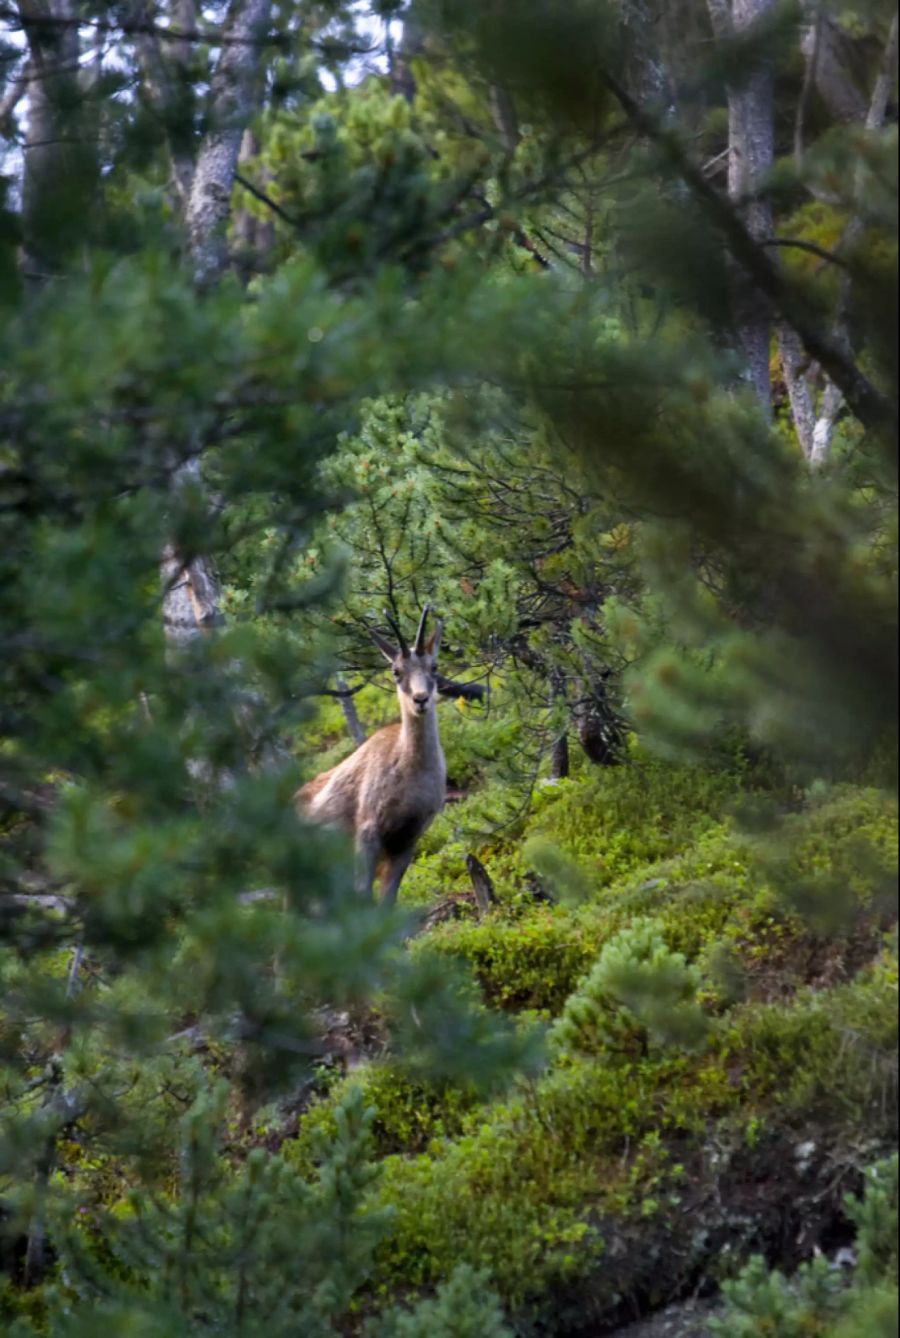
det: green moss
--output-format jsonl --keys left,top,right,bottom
{"left": 285, "top": 1062, "right": 482, "bottom": 1172}
{"left": 518, "top": 758, "right": 744, "bottom": 891}
{"left": 409, "top": 784, "right": 897, "bottom": 1020}
{"left": 410, "top": 908, "right": 599, "bottom": 1013}
{"left": 365, "top": 953, "right": 897, "bottom": 1317}
{"left": 402, "top": 753, "right": 751, "bottom": 910}
{"left": 278, "top": 776, "right": 898, "bottom": 1327}
{"left": 729, "top": 950, "right": 899, "bottom": 1119}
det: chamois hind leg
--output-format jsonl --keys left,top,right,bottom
{"left": 379, "top": 848, "right": 415, "bottom": 907}
{"left": 355, "top": 824, "right": 381, "bottom": 899}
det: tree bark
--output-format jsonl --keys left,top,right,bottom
{"left": 336, "top": 677, "right": 367, "bottom": 747}
{"left": 186, "top": 0, "right": 272, "bottom": 287}
{"left": 232, "top": 127, "right": 276, "bottom": 271}
{"left": 549, "top": 670, "right": 570, "bottom": 780}
{"left": 777, "top": 323, "right": 817, "bottom": 458}
{"left": 550, "top": 731, "right": 570, "bottom": 780}
{"left": 391, "top": 14, "right": 424, "bottom": 102}
{"left": 466, "top": 853, "right": 497, "bottom": 917}
{"left": 708, "top": 0, "right": 777, "bottom": 416}
{"left": 574, "top": 678, "right": 623, "bottom": 766}
{"left": 159, "top": 0, "right": 273, "bottom": 657}
{"left": 17, "top": 0, "right": 95, "bottom": 276}
{"left": 800, "top": 4, "right": 868, "bottom": 125}
{"left": 808, "top": 12, "right": 899, "bottom": 467}
{"left": 600, "top": 71, "right": 893, "bottom": 435}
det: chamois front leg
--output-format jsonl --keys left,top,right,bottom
{"left": 354, "top": 823, "right": 380, "bottom": 900}
{"left": 379, "top": 848, "right": 416, "bottom": 907}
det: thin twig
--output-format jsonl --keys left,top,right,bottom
{"left": 761, "top": 237, "right": 850, "bottom": 269}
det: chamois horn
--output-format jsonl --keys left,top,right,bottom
{"left": 383, "top": 607, "right": 409, "bottom": 657}
{"left": 413, "top": 603, "right": 432, "bottom": 655}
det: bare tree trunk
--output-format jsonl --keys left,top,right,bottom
{"left": 709, "top": 0, "right": 777, "bottom": 416}
{"left": 157, "top": 0, "right": 273, "bottom": 655}
{"left": 489, "top": 83, "right": 519, "bottom": 153}
{"left": 573, "top": 678, "right": 623, "bottom": 766}
{"left": 18, "top": 0, "right": 95, "bottom": 277}
{"left": 186, "top": 0, "right": 272, "bottom": 287}
{"left": 126, "top": 0, "right": 195, "bottom": 205}
{"left": 809, "top": 12, "right": 898, "bottom": 467}
{"left": 800, "top": 3, "right": 868, "bottom": 125}
{"left": 550, "top": 732, "right": 570, "bottom": 780}
{"left": 232, "top": 127, "right": 276, "bottom": 272}
{"left": 777, "top": 323, "right": 817, "bottom": 458}
{"left": 160, "top": 461, "right": 226, "bottom": 647}
{"left": 336, "top": 678, "right": 367, "bottom": 747}
{"left": 391, "top": 14, "right": 424, "bottom": 102}
{"left": 549, "top": 671, "right": 570, "bottom": 780}
{"left": 466, "top": 854, "right": 497, "bottom": 917}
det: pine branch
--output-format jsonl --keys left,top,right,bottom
{"left": 600, "top": 69, "right": 895, "bottom": 437}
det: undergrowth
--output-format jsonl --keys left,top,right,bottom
{"left": 283, "top": 765, "right": 898, "bottom": 1331}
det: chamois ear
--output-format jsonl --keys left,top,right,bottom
{"left": 370, "top": 628, "right": 398, "bottom": 663}
{"left": 426, "top": 619, "right": 443, "bottom": 660}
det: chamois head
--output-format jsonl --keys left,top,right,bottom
{"left": 371, "top": 605, "right": 443, "bottom": 720}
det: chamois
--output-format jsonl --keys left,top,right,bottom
{"left": 296, "top": 606, "right": 446, "bottom": 904}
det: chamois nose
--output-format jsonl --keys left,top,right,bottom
{"left": 413, "top": 692, "right": 429, "bottom": 707}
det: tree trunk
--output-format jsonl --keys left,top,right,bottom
{"left": 232, "top": 128, "right": 276, "bottom": 273}
{"left": 777, "top": 323, "right": 817, "bottom": 458}
{"left": 391, "top": 14, "right": 425, "bottom": 102}
{"left": 18, "top": 0, "right": 97, "bottom": 277}
{"left": 466, "top": 854, "right": 497, "bottom": 917}
{"left": 185, "top": 0, "right": 272, "bottom": 287}
{"left": 159, "top": 0, "right": 273, "bottom": 658}
{"left": 800, "top": 5, "right": 868, "bottom": 125}
{"left": 336, "top": 678, "right": 367, "bottom": 747}
{"left": 709, "top": 0, "right": 777, "bottom": 416}
{"left": 549, "top": 671, "right": 570, "bottom": 779}
{"left": 808, "top": 12, "right": 899, "bottom": 467}
{"left": 574, "top": 679, "right": 624, "bottom": 766}
{"left": 550, "top": 731, "right": 570, "bottom": 780}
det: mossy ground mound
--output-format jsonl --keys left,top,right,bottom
{"left": 287, "top": 763, "right": 898, "bottom": 1333}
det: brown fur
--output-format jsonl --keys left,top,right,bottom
{"left": 296, "top": 622, "right": 446, "bottom": 904}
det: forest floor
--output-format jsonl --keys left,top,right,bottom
{"left": 280, "top": 752, "right": 898, "bottom": 1333}
{"left": 612, "top": 1298, "right": 719, "bottom": 1338}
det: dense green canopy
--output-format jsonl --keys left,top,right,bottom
{"left": 0, "top": 0, "right": 896, "bottom": 1333}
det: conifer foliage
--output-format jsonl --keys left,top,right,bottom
{"left": 0, "top": 0, "right": 897, "bottom": 1331}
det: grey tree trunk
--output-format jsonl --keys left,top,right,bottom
{"left": 126, "top": 0, "right": 195, "bottom": 206}
{"left": 18, "top": 0, "right": 96, "bottom": 276}
{"left": 232, "top": 128, "right": 276, "bottom": 271}
{"left": 800, "top": 4, "right": 869, "bottom": 125}
{"left": 573, "top": 680, "right": 623, "bottom": 767}
{"left": 809, "top": 12, "right": 899, "bottom": 467}
{"left": 158, "top": 0, "right": 273, "bottom": 652}
{"left": 466, "top": 854, "right": 498, "bottom": 917}
{"left": 709, "top": 0, "right": 777, "bottom": 416}
{"left": 186, "top": 0, "right": 273, "bottom": 287}
{"left": 391, "top": 15, "right": 425, "bottom": 101}
{"left": 336, "top": 678, "right": 367, "bottom": 747}
{"left": 778, "top": 324, "right": 817, "bottom": 458}
{"left": 709, "top": 0, "right": 840, "bottom": 446}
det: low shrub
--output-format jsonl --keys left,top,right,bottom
{"left": 710, "top": 1154, "right": 899, "bottom": 1338}
{"left": 366, "top": 951, "right": 898, "bottom": 1322}
{"left": 286, "top": 1062, "right": 483, "bottom": 1171}
{"left": 410, "top": 908, "right": 599, "bottom": 1014}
